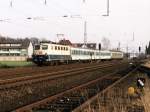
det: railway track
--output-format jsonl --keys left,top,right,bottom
{"left": 15, "top": 64, "right": 136, "bottom": 112}
{"left": 0, "top": 61, "right": 125, "bottom": 87}
{"left": 0, "top": 61, "right": 131, "bottom": 111}
{"left": 0, "top": 61, "right": 123, "bottom": 80}
{"left": 0, "top": 62, "right": 101, "bottom": 80}
{"left": 73, "top": 68, "right": 138, "bottom": 112}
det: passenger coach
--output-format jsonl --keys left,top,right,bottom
{"left": 32, "top": 42, "right": 123, "bottom": 65}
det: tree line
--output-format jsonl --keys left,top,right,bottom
{"left": 145, "top": 42, "right": 150, "bottom": 55}
{"left": 0, "top": 35, "right": 40, "bottom": 45}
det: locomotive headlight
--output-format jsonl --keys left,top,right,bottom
{"left": 39, "top": 51, "right": 42, "bottom": 55}
{"left": 34, "top": 50, "right": 43, "bottom": 55}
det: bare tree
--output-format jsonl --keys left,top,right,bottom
{"left": 101, "top": 37, "right": 111, "bottom": 50}
{"left": 30, "top": 37, "right": 40, "bottom": 45}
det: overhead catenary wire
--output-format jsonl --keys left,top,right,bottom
{"left": 1, "top": 0, "right": 104, "bottom": 31}
{"left": 6, "top": 0, "right": 104, "bottom": 22}
{"left": 9, "top": 0, "right": 75, "bottom": 20}
{"left": 44, "top": 0, "right": 47, "bottom": 5}
{"left": 10, "top": 0, "right": 13, "bottom": 7}
{"left": 47, "top": 0, "right": 73, "bottom": 15}
{"left": 83, "top": 0, "right": 86, "bottom": 3}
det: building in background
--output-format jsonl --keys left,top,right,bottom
{"left": 73, "top": 43, "right": 97, "bottom": 49}
{"left": 58, "top": 39, "right": 98, "bottom": 49}
{"left": 0, "top": 40, "right": 33, "bottom": 61}
{"left": 58, "top": 39, "right": 72, "bottom": 46}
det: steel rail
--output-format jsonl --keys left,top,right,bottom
{"left": 0, "top": 61, "right": 125, "bottom": 81}
{"left": 15, "top": 72, "right": 118, "bottom": 111}
{"left": 72, "top": 67, "right": 138, "bottom": 112}
{"left": 15, "top": 64, "right": 132, "bottom": 112}
{"left": 0, "top": 62, "right": 130, "bottom": 112}
{"left": 0, "top": 62, "right": 112, "bottom": 80}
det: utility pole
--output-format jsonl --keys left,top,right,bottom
{"left": 132, "top": 32, "right": 134, "bottom": 41}
{"left": 132, "top": 32, "right": 135, "bottom": 57}
{"left": 107, "top": 0, "right": 109, "bottom": 16}
{"left": 139, "top": 46, "right": 141, "bottom": 57}
{"left": 118, "top": 42, "right": 120, "bottom": 51}
{"left": 84, "top": 21, "right": 87, "bottom": 46}
{"left": 10, "top": 0, "right": 13, "bottom": 7}
{"left": 103, "top": 0, "right": 109, "bottom": 16}
{"left": 83, "top": 0, "right": 87, "bottom": 47}
{"left": 126, "top": 45, "right": 129, "bottom": 58}
{"left": 44, "top": 0, "right": 47, "bottom": 5}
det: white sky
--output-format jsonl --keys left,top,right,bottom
{"left": 0, "top": 0, "right": 150, "bottom": 52}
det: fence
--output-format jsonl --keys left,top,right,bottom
{"left": 0, "top": 56, "right": 27, "bottom": 61}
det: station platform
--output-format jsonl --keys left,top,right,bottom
{"left": 142, "top": 59, "right": 150, "bottom": 68}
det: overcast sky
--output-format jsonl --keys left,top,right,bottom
{"left": 0, "top": 0, "right": 150, "bottom": 52}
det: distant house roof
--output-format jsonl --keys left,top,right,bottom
{"left": 58, "top": 39, "right": 72, "bottom": 46}
{"left": 40, "top": 41, "right": 54, "bottom": 44}
{"left": 73, "top": 43, "right": 96, "bottom": 49}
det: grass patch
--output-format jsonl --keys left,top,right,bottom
{"left": 0, "top": 61, "right": 33, "bottom": 68}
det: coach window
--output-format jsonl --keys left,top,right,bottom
{"left": 75, "top": 50, "right": 78, "bottom": 55}
{"left": 55, "top": 46, "right": 57, "bottom": 50}
{"left": 75, "top": 50, "right": 77, "bottom": 55}
{"left": 74, "top": 50, "right": 76, "bottom": 54}
{"left": 76, "top": 50, "right": 78, "bottom": 55}
{"left": 86, "top": 51, "right": 88, "bottom": 55}
{"left": 81, "top": 51, "right": 84, "bottom": 55}
{"left": 51, "top": 46, "right": 53, "bottom": 50}
{"left": 76, "top": 50, "right": 78, "bottom": 54}
{"left": 58, "top": 46, "right": 60, "bottom": 50}
{"left": 78, "top": 51, "right": 80, "bottom": 55}
{"left": 66, "top": 47, "right": 68, "bottom": 51}
{"left": 61, "top": 47, "right": 63, "bottom": 50}
{"left": 79, "top": 51, "right": 82, "bottom": 55}
{"left": 42, "top": 45, "right": 48, "bottom": 50}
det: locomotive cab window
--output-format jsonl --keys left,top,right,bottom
{"left": 34, "top": 45, "right": 40, "bottom": 50}
{"left": 42, "top": 45, "right": 48, "bottom": 50}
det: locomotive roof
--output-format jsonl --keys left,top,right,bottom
{"left": 38, "top": 42, "right": 123, "bottom": 52}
